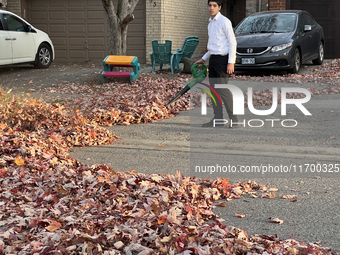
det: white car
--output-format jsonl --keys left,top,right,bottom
{"left": 0, "top": 10, "right": 54, "bottom": 68}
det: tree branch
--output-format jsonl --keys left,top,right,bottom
{"left": 121, "top": 14, "right": 134, "bottom": 29}
{"left": 102, "top": 0, "right": 118, "bottom": 22}
{"left": 127, "top": 0, "right": 139, "bottom": 13}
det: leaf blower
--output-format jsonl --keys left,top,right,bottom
{"left": 164, "top": 64, "right": 208, "bottom": 107}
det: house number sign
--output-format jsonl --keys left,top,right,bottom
{"left": 149, "top": 0, "right": 156, "bottom": 7}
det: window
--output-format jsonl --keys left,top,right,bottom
{"left": 3, "top": 14, "right": 27, "bottom": 32}
{"left": 235, "top": 13, "right": 297, "bottom": 34}
{"left": 298, "top": 12, "right": 316, "bottom": 32}
{"left": 304, "top": 13, "right": 316, "bottom": 27}
{"left": 297, "top": 13, "right": 307, "bottom": 32}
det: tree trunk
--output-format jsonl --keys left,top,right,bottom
{"left": 102, "top": 0, "right": 139, "bottom": 56}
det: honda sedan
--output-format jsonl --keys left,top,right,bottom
{"left": 0, "top": 10, "right": 54, "bottom": 68}
{"left": 234, "top": 10, "right": 324, "bottom": 73}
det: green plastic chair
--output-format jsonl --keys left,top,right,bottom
{"left": 148, "top": 40, "right": 174, "bottom": 74}
{"left": 173, "top": 36, "right": 198, "bottom": 53}
{"left": 171, "top": 37, "right": 199, "bottom": 73}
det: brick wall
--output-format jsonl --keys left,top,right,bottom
{"left": 269, "top": 0, "right": 286, "bottom": 10}
{"left": 146, "top": 0, "right": 162, "bottom": 63}
{"left": 163, "top": 0, "right": 209, "bottom": 56}
{"left": 146, "top": 0, "right": 209, "bottom": 64}
{"left": 6, "top": 0, "right": 20, "bottom": 15}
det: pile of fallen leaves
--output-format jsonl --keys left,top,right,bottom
{"left": 232, "top": 59, "right": 340, "bottom": 87}
{"left": 1, "top": 89, "right": 337, "bottom": 254}
{"left": 43, "top": 75, "right": 192, "bottom": 126}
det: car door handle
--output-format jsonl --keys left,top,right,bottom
{"left": 5, "top": 38, "right": 12, "bottom": 40}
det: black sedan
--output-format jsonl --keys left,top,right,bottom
{"left": 234, "top": 10, "right": 324, "bottom": 73}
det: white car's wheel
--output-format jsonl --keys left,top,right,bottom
{"left": 35, "top": 43, "right": 52, "bottom": 69}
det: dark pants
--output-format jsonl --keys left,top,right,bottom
{"left": 209, "top": 55, "right": 237, "bottom": 120}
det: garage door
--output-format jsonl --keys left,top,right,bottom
{"left": 289, "top": 0, "right": 340, "bottom": 58}
{"left": 26, "top": 0, "right": 146, "bottom": 63}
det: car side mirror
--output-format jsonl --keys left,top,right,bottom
{"left": 304, "top": 25, "right": 312, "bottom": 32}
{"left": 27, "top": 25, "right": 36, "bottom": 33}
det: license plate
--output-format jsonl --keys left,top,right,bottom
{"left": 242, "top": 58, "right": 255, "bottom": 64}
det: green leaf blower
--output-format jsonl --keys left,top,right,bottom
{"left": 164, "top": 64, "right": 208, "bottom": 107}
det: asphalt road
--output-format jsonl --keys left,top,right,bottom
{"left": 70, "top": 78, "right": 340, "bottom": 252}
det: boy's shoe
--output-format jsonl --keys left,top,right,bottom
{"left": 202, "top": 119, "right": 225, "bottom": 127}
{"left": 229, "top": 118, "right": 241, "bottom": 128}
{"left": 229, "top": 123, "right": 240, "bottom": 128}
{"left": 202, "top": 119, "right": 214, "bottom": 127}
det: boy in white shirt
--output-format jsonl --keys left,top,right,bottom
{"left": 195, "top": 0, "right": 239, "bottom": 128}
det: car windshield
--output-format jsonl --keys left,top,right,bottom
{"left": 235, "top": 13, "right": 297, "bottom": 34}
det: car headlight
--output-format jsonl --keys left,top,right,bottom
{"left": 270, "top": 43, "right": 292, "bottom": 52}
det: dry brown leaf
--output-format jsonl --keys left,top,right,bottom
{"left": 151, "top": 201, "right": 161, "bottom": 216}
{"left": 15, "top": 156, "right": 25, "bottom": 166}
{"left": 158, "top": 215, "right": 167, "bottom": 224}
{"left": 232, "top": 186, "right": 243, "bottom": 195}
{"left": 236, "top": 214, "right": 246, "bottom": 218}
{"left": 216, "top": 202, "right": 227, "bottom": 207}
{"left": 281, "top": 195, "right": 296, "bottom": 199}
{"left": 262, "top": 192, "right": 276, "bottom": 199}
{"left": 160, "top": 236, "right": 172, "bottom": 243}
{"left": 268, "top": 192, "right": 276, "bottom": 198}
{"left": 45, "top": 221, "right": 62, "bottom": 232}
{"left": 268, "top": 217, "right": 284, "bottom": 224}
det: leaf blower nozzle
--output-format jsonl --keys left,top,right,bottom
{"left": 164, "top": 64, "right": 208, "bottom": 107}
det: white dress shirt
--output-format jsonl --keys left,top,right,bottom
{"left": 202, "top": 12, "right": 237, "bottom": 64}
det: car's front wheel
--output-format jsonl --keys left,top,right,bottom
{"left": 34, "top": 43, "right": 52, "bottom": 69}
{"left": 312, "top": 42, "right": 324, "bottom": 65}
{"left": 290, "top": 48, "right": 301, "bottom": 74}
